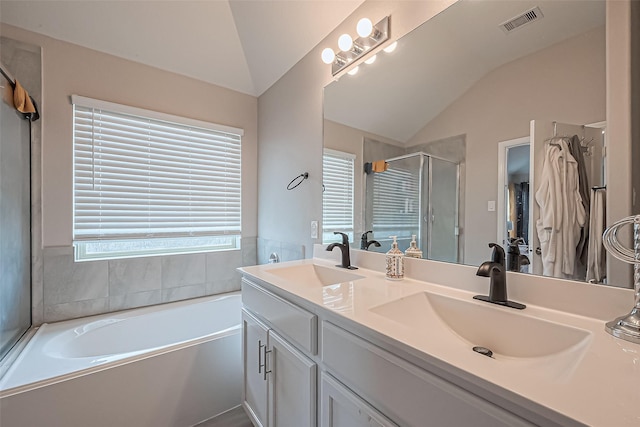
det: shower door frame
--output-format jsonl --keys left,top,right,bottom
{"left": 383, "top": 152, "right": 460, "bottom": 262}
{"left": 0, "top": 63, "right": 33, "bottom": 362}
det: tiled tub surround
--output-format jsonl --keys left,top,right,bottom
{"left": 256, "top": 237, "right": 305, "bottom": 265}
{"left": 40, "top": 236, "right": 257, "bottom": 323}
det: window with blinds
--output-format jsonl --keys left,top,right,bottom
{"left": 72, "top": 95, "right": 243, "bottom": 261}
{"left": 371, "top": 166, "right": 420, "bottom": 238}
{"left": 322, "top": 149, "right": 355, "bottom": 243}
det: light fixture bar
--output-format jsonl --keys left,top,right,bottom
{"left": 331, "top": 16, "right": 390, "bottom": 76}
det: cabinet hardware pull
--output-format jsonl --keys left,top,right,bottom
{"left": 258, "top": 340, "right": 265, "bottom": 374}
{"left": 263, "top": 346, "right": 272, "bottom": 381}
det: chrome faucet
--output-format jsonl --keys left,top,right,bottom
{"left": 474, "top": 243, "right": 525, "bottom": 310}
{"left": 326, "top": 232, "right": 358, "bottom": 270}
{"left": 360, "top": 231, "right": 381, "bottom": 250}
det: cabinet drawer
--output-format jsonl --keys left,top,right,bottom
{"left": 242, "top": 278, "right": 317, "bottom": 355}
{"left": 322, "top": 322, "right": 534, "bottom": 427}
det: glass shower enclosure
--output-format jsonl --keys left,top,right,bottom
{"left": 364, "top": 152, "right": 459, "bottom": 262}
{"left": 0, "top": 70, "right": 32, "bottom": 361}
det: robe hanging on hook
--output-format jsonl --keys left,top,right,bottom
{"left": 287, "top": 172, "right": 309, "bottom": 190}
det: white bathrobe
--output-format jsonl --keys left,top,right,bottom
{"left": 535, "top": 139, "right": 586, "bottom": 278}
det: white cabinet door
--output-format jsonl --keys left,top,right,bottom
{"left": 243, "top": 309, "right": 269, "bottom": 427}
{"left": 268, "top": 329, "right": 317, "bottom": 427}
{"left": 321, "top": 373, "right": 397, "bottom": 427}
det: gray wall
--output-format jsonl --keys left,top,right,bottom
{"left": 257, "top": 1, "right": 457, "bottom": 261}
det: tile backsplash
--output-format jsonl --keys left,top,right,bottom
{"left": 39, "top": 237, "right": 257, "bottom": 323}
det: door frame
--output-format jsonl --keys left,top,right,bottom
{"left": 497, "top": 136, "right": 533, "bottom": 271}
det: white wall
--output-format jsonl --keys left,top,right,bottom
{"left": 0, "top": 24, "right": 259, "bottom": 323}
{"left": 257, "top": 0, "right": 456, "bottom": 262}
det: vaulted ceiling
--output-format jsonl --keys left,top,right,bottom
{"left": 0, "top": 0, "right": 365, "bottom": 96}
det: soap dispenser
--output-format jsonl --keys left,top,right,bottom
{"left": 404, "top": 234, "right": 423, "bottom": 259}
{"left": 385, "top": 236, "right": 404, "bottom": 280}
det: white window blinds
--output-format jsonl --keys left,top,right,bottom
{"left": 72, "top": 95, "right": 243, "bottom": 257}
{"left": 371, "top": 166, "right": 420, "bottom": 237}
{"left": 322, "top": 149, "right": 355, "bottom": 242}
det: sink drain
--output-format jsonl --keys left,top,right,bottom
{"left": 472, "top": 346, "right": 493, "bottom": 358}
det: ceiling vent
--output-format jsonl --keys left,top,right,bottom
{"left": 499, "top": 7, "right": 543, "bottom": 34}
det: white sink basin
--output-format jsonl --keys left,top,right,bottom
{"left": 265, "top": 264, "right": 364, "bottom": 287}
{"left": 370, "top": 292, "right": 591, "bottom": 359}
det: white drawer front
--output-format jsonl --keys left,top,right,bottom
{"left": 242, "top": 278, "right": 317, "bottom": 355}
{"left": 322, "top": 322, "right": 535, "bottom": 427}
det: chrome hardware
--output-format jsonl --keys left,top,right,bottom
{"left": 603, "top": 215, "right": 640, "bottom": 344}
{"left": 263, "top": 346, "right": 272, "bottom": 381}
{"left": 258, "top": 340, "right": 265, "bottom": 374}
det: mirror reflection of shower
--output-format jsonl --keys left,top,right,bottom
{"left": 364, "top": 152, "right": 459, "bottom": 263}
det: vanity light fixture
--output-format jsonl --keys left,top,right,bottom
{"left": 338, "top": 34, "right": 354, "bottom": 52}
{"left": 321, "top": 48, "right": 335, "bottom": 65}
{"left": 356, "top": 18, "right": 373, "bottom": 38}
{"left": 321, "top": 16, "right": 390, "bottom": 76}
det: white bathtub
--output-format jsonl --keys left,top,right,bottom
{"left": 0, "top": 292, "right": 242, "bottom": 427}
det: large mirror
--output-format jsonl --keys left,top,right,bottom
{"left": 322, "top": 0, "right": 632, "bottom": 287}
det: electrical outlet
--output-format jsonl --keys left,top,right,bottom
{"left": 311, "top": 221, "right": 318, "bottom": 239}
{"left": 487, "top": 200, "right": 496, "bottom": 212}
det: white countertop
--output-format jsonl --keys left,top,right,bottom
{"left": 240, "top": 252, "right": 640, "bottom": 427}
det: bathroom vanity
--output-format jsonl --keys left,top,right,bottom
{"left": 239, "top": 248, "right": 639, "bottom": 427}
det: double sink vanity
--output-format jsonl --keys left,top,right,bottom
{"left": 240, "top": 246, "right": 639, "bottom": 427}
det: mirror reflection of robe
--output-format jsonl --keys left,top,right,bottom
{"left": 535, "top": 139, "right": 586, "bottom": 278}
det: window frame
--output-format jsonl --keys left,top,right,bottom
{"left": 71, "top": 95, "right": 243, "bottom": 261}
{"left": 322, "top": 148, "right": 356, "bottom": 244}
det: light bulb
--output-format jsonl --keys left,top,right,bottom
{"left": 338, "top": 34, "right": 353, "bottom": 52}
{"left": 364, "top": 55, "right": 377, "bottom": 65}
{"left": 383, "top": 41, "right": 398, "bottom": 53}
{"left": 357, "top": 18, "right": 373, "bottom": 38}
{"left": 321, "top": 48, "right": 335, "bottom": 64}
{"left": 347, "top": 66, "right": 359, "bottom": 76}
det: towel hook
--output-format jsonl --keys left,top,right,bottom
{"left": 287, "top": 172, "right": 309, "bottom": 190}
